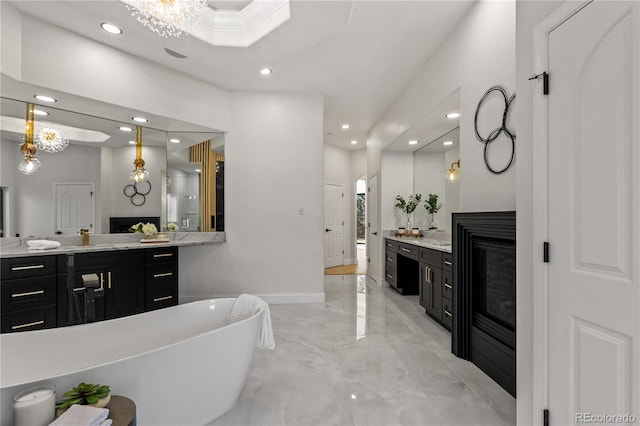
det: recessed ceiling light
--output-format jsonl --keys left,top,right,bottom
{"left": 260, "top": 67, "right": 272, "bottom": 75}
{"left": 445, "top": 112, "right": 460, "bottom": 119}
{"left": 119, "top": 126, "right": 133, "bottom": 132}
{"left": 169, "top": 138, "right": 181, "bottom": 144}
{"left": 443, "top": 140, "right": 454, "bottom": 146}
{"left": 132, "top": 116, "right": 148, "bottom": 123}
{"left": 341, "top": 124, "right": 350, "bottom": 130}
{"left": 408, "top": 140, "right": 418, "bottom": 145}
{"left": 34, "top": 95, "right": 57, "bottom": 103}
{"left": 100, "top": 22, "right": 123, "bottom": 35}
{"left": 129, "top": 140, "right": 136, "bottom": 145}
{"left": 195, "top": 169, "right": 201, "bottom": 172}
{"left": 33, "top": 109, "right": 49, "bottom": 116}
{"left": 351, "top": 140, "right": 358, "bottom": 145}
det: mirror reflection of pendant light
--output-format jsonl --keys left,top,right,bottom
{"left": 18, "top": 103, "right": 42, "bottom": 175}
{"left": 35, "top": 125, "right": 69, "bottom": 153}
{"left": 130, "top": 125, "right": 149, "bottom": 183}
{"left": 447, "top": 159, "right": 460, "bottom": 182}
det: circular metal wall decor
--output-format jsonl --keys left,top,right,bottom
{"left": 474, "top": 86, "right": 516, "bottom": 174}
{"left": 123, "top": 181, "right": 151, "bottom": 206}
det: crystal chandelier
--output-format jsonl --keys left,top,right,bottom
{"left": 18, "top": 103, "right": 42, "bottom": 175}
{"left": 35, "top": 125, "right": 69, "bottom": 153}
{"left": 126, "top": 0, "right": 207, "bottom": 38}
{"left": 130, "top": 126, "right": 150, "bottom": 182}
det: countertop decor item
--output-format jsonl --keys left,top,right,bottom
{"left": 56, "top": 382, "right": 110, "bottom": 412}
{"left": 424, "top": 194, "right": 443, "bottom": 230}
{"left": 13, "top": 384, "right": 56, "bottom": 426}
{"left": 395, "top": 194, "right": 422, "bottom": 230}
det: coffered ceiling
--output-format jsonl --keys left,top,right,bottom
{"left": 7, "top": 0, "right": 475, "bottom": 150}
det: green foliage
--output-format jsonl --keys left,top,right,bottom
{"left": 395, "top": 194, "right": 422, "bottom": 215}
{"left": 424, "top": 193, "right": 443, "bottom": 214}
{"left": 57, "top": 382, "right": 110, "bottom": 409}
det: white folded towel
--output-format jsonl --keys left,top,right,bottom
{"left": 229, "top": 294, "right": 276, "bottom": 350}
{"left": 49, "top": 404, "right": 110, "bottom": 426}
{"left": 26, "top": 240, "right": 61, "bottom": 250}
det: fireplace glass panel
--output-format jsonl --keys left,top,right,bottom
{"left": 472, "top": 241, "right": 516, "bottom": 331}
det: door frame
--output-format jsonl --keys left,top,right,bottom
{"left": 53, "top": 182, "right": 96, "bottom": 235}
{"left": 531, "top": 1, "right": 593, "bottom": 423}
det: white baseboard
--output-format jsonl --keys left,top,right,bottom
{"left": 344, "top": 258, "right": 358, "bottom": 265}
{"left": 179, "top": 292, "right": 325, "bottom": 305}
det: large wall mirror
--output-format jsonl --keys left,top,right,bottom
{"left": 0, "top": 96, "right": 223, "bottom": 238}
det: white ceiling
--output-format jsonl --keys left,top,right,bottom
{"left": 7, "top": 0, "right": 475, "bottom": 150}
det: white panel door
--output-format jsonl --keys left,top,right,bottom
{"left": 324, "top": 183, "right": 344, "bottom": 268}
{"left": 367, "top": 176, "right": 379, "bottom": 282}
{"left": 55, "top": 183, "right": 94, "bottom": 235}
{"left": 548, "top": 2, "right": 639, "bottom": 423}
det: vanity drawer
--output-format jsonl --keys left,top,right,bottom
{"left": 145, "top": 246, "right": 178, "bottom": 264}
{"left": 146, "top": 284, "right": 178, "bottom": 311}
{"left": 1, "top": 276, "right": 57, "bottom": 313}
{"left": 146, "top": 263, "right": 178, "bottom": 286}
{"left": 397, "top": 242, "right": 419, "bottom": 260}
{"left": 443, "top": 271, "right": 453, "bottom": 299}
{"left": 420, "top": 247, "right": 441, "bottom": 265}
{"left": 384, "top": 239, "right": 398, "bottom": 252}
{"left": 442, "top": 298, "right": 453, "bottom": 331}
{"left": 385, "top": 250, "right": 397, "bottom": 266}
{"left": 384, "top": 266, "right": 397, "bottom": 287}
{"left": 1, "top": 255, "right": 57, "bottom": 280}
{"left": 442, "top": 252, "right": 453, "bottom": 271}
{"left": 1, "top": 305, "right": 56, "bottom": 333}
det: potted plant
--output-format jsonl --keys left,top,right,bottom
{"left": 56, "top": 382, "right": 111, "bottom": 414}
{"left": 424, "top": 193, "right": 443, "bottom": 229}
{"left": 395, "top": 194, "right": 422, "bottom": 232}
{"left": 129, "top": 222, "right": 158, "bottom": 239}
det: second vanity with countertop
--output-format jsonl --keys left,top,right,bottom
{"left": 384, "top": 231, "right": 453, "bottom": 331}
{"left": 0, "top": 232, "right": 225, "bottom": 333}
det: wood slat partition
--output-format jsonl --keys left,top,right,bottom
{"left": 189, "top": 140, "right": 214, "bottom": 231}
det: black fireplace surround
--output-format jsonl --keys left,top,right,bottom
{"left": 452, "top": 211, "right": 516, "bottom": 397}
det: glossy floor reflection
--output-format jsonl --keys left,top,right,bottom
{"left": 210, "top": 275, "right": 516, "bottom": 426}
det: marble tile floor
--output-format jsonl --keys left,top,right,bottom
{"left": 210, "top": 275, "right": 516, "bottom": 426}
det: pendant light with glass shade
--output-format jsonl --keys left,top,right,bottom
{"left": 18, "top": 103, "right": 42, "bottom": 175}
{"left": 131, "top": 125, "right": 150, "bottom": 182}
{"left": 125, "top": 0, "right": 207, "bottom": 38}
{"left": 35, "top": 125, "right": 69, "bottom": 153}
{"left": 447, "top": 159, "right": 461, "bottom": 182}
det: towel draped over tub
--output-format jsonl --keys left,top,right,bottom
{"left": 229, "top": 294, "right": 276, "bottom": 350}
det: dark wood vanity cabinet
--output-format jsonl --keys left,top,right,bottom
{"left": 144, "top": 246, "right": 179, "bottom": 311}
{"left": 1, "top": 246, "right": 179, "bottom": 333}
{"left": 384, "top": 239, "right": 419, "bottom": 295}
{"left": 419, "top": 247, "right": 453, "bottom": 331}
{"left": 1, "top": 256, "right": 58, "bottom": 333}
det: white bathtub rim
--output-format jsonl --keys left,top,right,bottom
{"left": 0, "top": 298, "right": 264, "bottom": 389}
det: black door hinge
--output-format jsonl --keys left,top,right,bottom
{"left": 543, "top": 409, "right": 549, "bottom": 426}
{"left": 529, "top": 71, "right": 549, "bottom": 95}
{"left": 543, "top": 242, "right": 550, "bottom": 263}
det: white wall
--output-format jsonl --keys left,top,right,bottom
{"left": 413, "top": 152, "right": 446, "bottom": 230}
{"left": 105, "top": 146, "right": 165, "bottom": 220}
{"left": 381, "top": 151, "right": 414, "bottom": 231}
{"left": 366, "top": 0, "right": 515, "bottom": 299}
{"left": 179, "top": 92, "right": 325, "bottom": 303}
{"left": 0, "top": 140, "right": 102, "bottom": 237}
{"left": 515, "top": 1, "right": 564, "bottom": 424}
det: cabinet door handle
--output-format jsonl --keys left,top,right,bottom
{"left": 444, "top": 260, "right": 453, "bottom": 266}
{"left": 425, "top": 267, "right": 431, "bottom": 284}
{"left": 11, "top": 289, "right": 45, "bottom": 298}
{"left": 444, "top": 283, "right": 452, "bottom": 289}
{"left": 153, "top": 272, "right": 173, "bottom": 278}
{"left": 72, "top": 287, "right": 86, "bottom": 293}
{"left": 11, "top": 264, "right": 45, "bottom": 271}
{"left": 401, "top": 247, "right": 411, "bottom": 253}
{"left": 153, "top": 295, "right": 173, "bottom": 302}
{"left": 153, "top": 253, "right": 173, "bottom": 258}
{"left": 12, "top": 320, "right": 45, "bottom": 330}
{"left": 444, "top": 310, "right": 452, "bottom": 317}
{"left": 386, "top": 257, "right": 393, "bottom": 262}
{"left": 386, "top": 273, "right": 394, "bottom": 279}
{"left": 107, "top": 272, "right": 112, "bottom": 290}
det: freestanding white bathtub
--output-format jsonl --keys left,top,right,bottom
{"left": 0, "top": 298, "right": 263, "bottom": 425}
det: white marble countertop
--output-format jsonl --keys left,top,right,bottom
{"left": 384, "top": 231, "right": 452, "bottom": 253}
{"left": 0, "top": 232, "right": 225, "bottom": 258}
